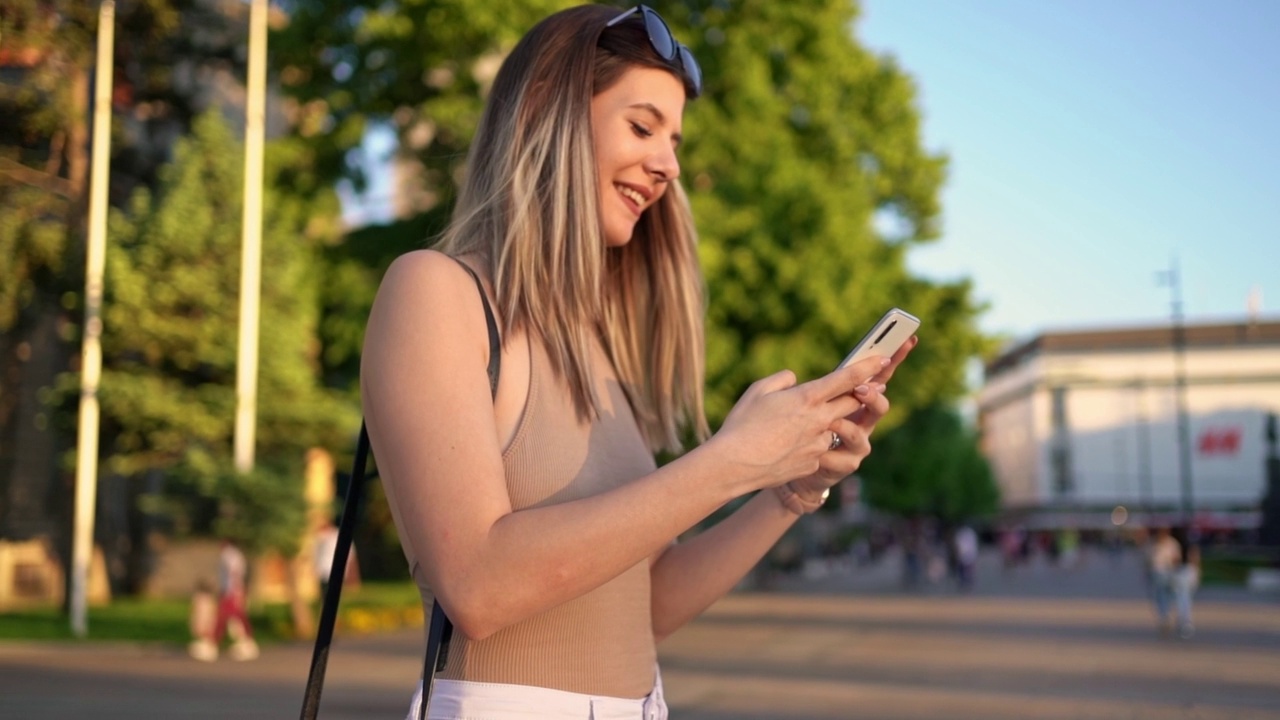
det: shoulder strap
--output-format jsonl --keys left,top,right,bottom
{"left": 300, "top": 424, "right": 370, "bottom": 720}
{"left": 300, "top": 257, "right": 502, "bottom": 720}
{"left": 452, "top": 258, "right": 502, "bottom": 398}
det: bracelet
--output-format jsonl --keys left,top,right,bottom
{"left": 773, "top": 482, "right": 830, "bottom": 516}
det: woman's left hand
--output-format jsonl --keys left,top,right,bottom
{"left": 789, "top": 336, "right": 918, "bottom": 498}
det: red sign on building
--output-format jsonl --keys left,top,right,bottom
{"left": 1197, "top": 427, "right": 1242, "bottom": 456}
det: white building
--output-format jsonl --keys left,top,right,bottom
{"left": 977, "top": 318, "right": 1280, "bottom": 529}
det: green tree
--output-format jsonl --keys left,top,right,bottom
{"left": 272, "top": 0, "right": 576, "bottom": 388}
{"left": 96, "top": 110, "right": 355, "bottom": 554}
{"left": 1, "top": 0, "right": 102, "bottom": 542}
{"left": 858, "top": 403, "right": 999, "bottom": 522}
{"left": 0, "top": 0, "right": 253, "bottom": 549}
{"left": 665, "top": 0, "right": 990, "bottom": 427}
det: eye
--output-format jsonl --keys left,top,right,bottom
{"left": 630, "top": 121, "right": 653, "bottom": 138}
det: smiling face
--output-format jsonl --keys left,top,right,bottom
{"left": 591, "top": 67, "right": 687, "bottom": 248}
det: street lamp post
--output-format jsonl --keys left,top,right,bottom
{"left": 1158, "top": 258, "right": 1194, "bottom": 526}
{"left": 234, "top": 0, "right": 268, "bottom": 474}
{"left": 70, "top": 0, "right": 115, "bottom": 639}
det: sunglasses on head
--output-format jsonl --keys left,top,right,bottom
{"left": 606, "top": 5, "right": 703, "bottom": 97}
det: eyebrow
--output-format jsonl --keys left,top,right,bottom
{"left": 628, "top": 102, "right": 682, "bottom": 146}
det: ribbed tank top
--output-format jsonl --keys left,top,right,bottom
{"left": 417, "top": 338, "right": 659, "bottom": 698}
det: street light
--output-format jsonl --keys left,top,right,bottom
{"left": 233, "top": 0, "right": 268, "bottom": 474}
{"left": 1157, "top": 257, "right": 1194, "bottom": 526}
{"left": 70, "top": 0, "right": 116, "bottom": 639}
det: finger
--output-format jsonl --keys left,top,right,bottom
{"left": 749, "top": 369, "right": 798, "bottom": 396}
{"left": 850, "top": 390, "right": 891, "bottom": 428}
{"left": 825, "top": 392, "right": 861, "bottom": 422}
{"left": 809, "top": 355, "right": 890, "bottom": 401}
{"left": 839, "top": 428, "right": 871, "bottom": 460}
{"left": 829, "top": 419, "right": 870, "bottom": 462}
{"left": 812, "top": 451, "right": 858, "bottom": 482}
{"left": 872, "top": 336, "right": 918, "bottom": 385}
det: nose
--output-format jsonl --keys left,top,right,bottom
{"left": 644, "top": 143, "right": 680, "bottom": 184}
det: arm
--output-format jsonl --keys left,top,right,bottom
{"left": 361, "top": 251, "right": 880, "bottom": 641}
{"left": 649, "top": 338, "right": 916, "bottom": 640}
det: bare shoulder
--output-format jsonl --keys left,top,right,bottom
{"left": 378, "top": 248, "right": 476, "bottom": 305}
{"left": 363, "top": 249, "right": 490, "bottom": 377}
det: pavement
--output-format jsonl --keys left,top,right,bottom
{"left": 2, "top": 547, "right": 1279, "bottom": 719}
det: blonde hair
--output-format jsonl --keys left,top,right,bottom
{"left": 436, "top": 4, "right": 707, "bottom": 452}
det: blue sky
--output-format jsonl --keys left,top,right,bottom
{"left": 858, "top": 0, "right": 1280, "bottom": 343}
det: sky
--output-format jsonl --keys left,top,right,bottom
{"left": 857, "top": 0, "right": 1280, "bottom": 344}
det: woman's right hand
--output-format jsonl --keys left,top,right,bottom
{"left": 711, "top": 355, "right": 891, "bottom": 494}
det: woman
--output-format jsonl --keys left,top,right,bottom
{"left": 360, "top": 5, "right": 916, "bottom": 718}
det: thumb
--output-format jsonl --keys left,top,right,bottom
{"left": 750, "top": 369, "right": 798, "bottom": 396}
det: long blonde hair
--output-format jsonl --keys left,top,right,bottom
{"left": 437, "top": 4, "right": 708, "bottom": 452}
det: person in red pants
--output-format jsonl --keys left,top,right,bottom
{"left": 213, "top": 538, "right": 258, "bottom": 661}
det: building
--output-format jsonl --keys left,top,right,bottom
{"left": 977, "top": 317, "right": 1280, "bottom": 531}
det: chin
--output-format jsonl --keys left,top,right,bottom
{"left": 604, "top": 225, "right": 636, "bottom": 248}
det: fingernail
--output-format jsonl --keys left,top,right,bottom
{"left": 854, "top": 384, "right": 869, "bottom": 395}
{"left": 880, "top": 358, "right": 891, "bottom": 367}
{"left": 877, "top": 383, "right": 887, "bottom": 393}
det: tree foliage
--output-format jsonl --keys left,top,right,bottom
{"left": 667, "top": 0, "right": 991, "bottom": 427}
{"left": 274, "top": 1, "right": 993, "bottom": 423}
{"left": 90, "top": 110, "right": 355, "bottom": 553}
{"left": 0, "top": 0, "right": 243, "bottom": 333}
{"left": 0, "top": 0, "right": 261, "bottom": 550}
{"left": 858, "top": 403, "right": 1000, "bottom": 522}
{"left": 272, "top": 0, "right": 578, "bottom": 386}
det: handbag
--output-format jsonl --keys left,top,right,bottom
{"left": 299, "top": 260, "right": 501, "bottom": 720}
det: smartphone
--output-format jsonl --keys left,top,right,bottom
{"left": 837, "top": 308, "right": 920, "bottom": 370}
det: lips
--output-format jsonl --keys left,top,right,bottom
{"left": 614, "top": 182, "right": 649, "bottom": 216}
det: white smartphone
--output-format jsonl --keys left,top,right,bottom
{"left": 836, "top": 308, "right": 921, "bottom": 369}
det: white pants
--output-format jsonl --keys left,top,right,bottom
{"left": 406, "top": 670, "right": 668, "bottom": 720}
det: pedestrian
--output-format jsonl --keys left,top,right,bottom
{"left": 213, "top": 538, "right": 259, "bottom": 661}
{"left": 187, "top": 578, "right": 218, "bottom": 662}
{"left": 313, "top": 518, "right": 340, "bottom": 601}
{"left": 358, "top": 5, "right": 917, "bottom": 718}
{"left": 999, "top": 525, "right": 1024, "bottom": 573}
{"left": 1147, "top": 527, "right": 1181, "bottom": 635}
{"left": 954, "top": 524, "right": 978, "bottom": 591}
{"left": 1171, "top": 526, "right": 1201, "bottom": 638}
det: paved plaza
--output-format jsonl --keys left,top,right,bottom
{"left": 2, "top": 548, "right": 1279, "bottom": 719}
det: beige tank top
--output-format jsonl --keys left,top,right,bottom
{"left": 416, "top": 338, "right": 659, "bottom": 698}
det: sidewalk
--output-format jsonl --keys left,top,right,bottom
{"left": 2, "top": 547, "right": 1278, "bottom": 719}
{"left": 771, "top": 544, "right": 1278, "bottom": 604}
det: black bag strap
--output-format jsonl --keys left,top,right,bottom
{"left": 300, "top": 258, "right": 501, "bottom": 720}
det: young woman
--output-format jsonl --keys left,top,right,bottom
{"left": 360, "top": 5, "right": 916, "bottom": 718}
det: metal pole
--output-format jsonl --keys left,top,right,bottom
{"left": 1134, "top": 380, "right": 1153, "bottom": 516}
{"left": 1162, "top": 258, "right": 1195, "bottom": 525}
{"left": 234, "top": 0, "right": 268, "bottom": 473}
{"left": 71, "top": 0, "right": 115, "bottom": 638}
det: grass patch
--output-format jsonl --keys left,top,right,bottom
{"left": 0, "top": 598, "right": 291, "bottom": 645}
{"left": 0, "top": 581, "right": 421, "bottom": 645}
{"left": 1200, "top": 548, "right": 1280, "bottom": 587}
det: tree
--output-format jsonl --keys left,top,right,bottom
{"left": 0, "top": 0, "right": 101, "bottom": 544}
{"left": 271, "top": 0, "right": 576, "bottom": 390}
{"left": 96, "top": 109, "right": 354, "bottom": 548}
{"left": 658, "top": 0, "right": 990, "bottom": 428}
{"left": 858, "top": 403, "right": 1000, "bottom": 523}
{"left": 0, "top": 0, "right": 255, "bottom": 553}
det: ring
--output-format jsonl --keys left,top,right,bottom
{"left": 829, "top": 432, "right": 842, "bottom": 450}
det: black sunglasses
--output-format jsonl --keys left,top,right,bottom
{"left": 605, "top": 5, "right": 703, "bottom": 97}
